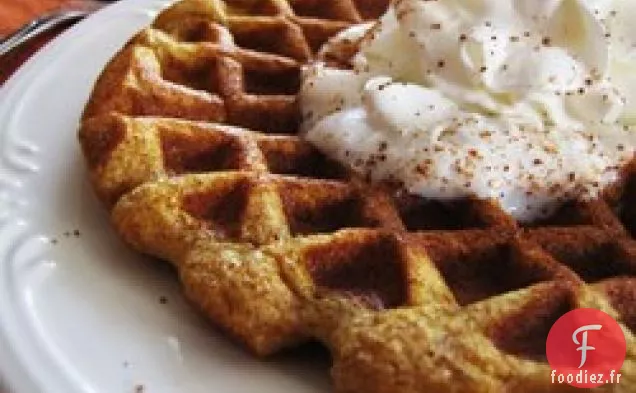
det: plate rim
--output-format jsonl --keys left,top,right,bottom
{"left": 0, "top": 1, "right": 173, "bottom": 391}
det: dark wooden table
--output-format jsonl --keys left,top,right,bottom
{"left": 0, "top": 0, "right": 72, "bottom": 83}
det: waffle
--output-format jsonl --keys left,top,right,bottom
{"left": 79, "top": 0, "right": 636, "bottom": 391}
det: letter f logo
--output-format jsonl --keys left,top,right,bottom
{"left": 547, "top": 309, "right": 626, "bottom": 388}
{"left": 572, "top": 325, "right": 602, "bottom": 368}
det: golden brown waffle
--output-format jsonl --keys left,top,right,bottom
{"left": 79, "top": 0, "right": 636, "bottom": 392}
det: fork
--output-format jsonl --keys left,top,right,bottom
{"left": 0, "top": 0, "right": 116, "bottom": 57}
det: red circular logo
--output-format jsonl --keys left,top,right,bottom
{"left": 546, "top": 308, "right": 626, "bottom": 388}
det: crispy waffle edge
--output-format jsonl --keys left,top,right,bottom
{"left": 78, "top": 1, "right": 636, "bottom": 392}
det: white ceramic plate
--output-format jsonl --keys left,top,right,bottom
{"left": 0, "top": 1, "right": 331, "bottom": 392}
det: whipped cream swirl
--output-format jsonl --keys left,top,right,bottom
{"left": 300, "top": 0, "right": 636, "bottom": 221}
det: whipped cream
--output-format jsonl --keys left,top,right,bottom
{"left": 300, "top": 0, "right": 636, "bottom": 221}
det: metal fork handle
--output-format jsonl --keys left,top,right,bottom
{"left": 0, "top": 11, "right": 89, "bottom": 58}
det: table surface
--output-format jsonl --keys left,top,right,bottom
{"left": 0, "top": 0, "right": 72, "bottom": 84}
{"left": 0, "top": 0, "right": 70, "bottom": 37}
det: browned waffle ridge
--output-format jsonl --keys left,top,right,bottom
{"left": 79, "top": 0, "right": 636, "bottom": 392}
